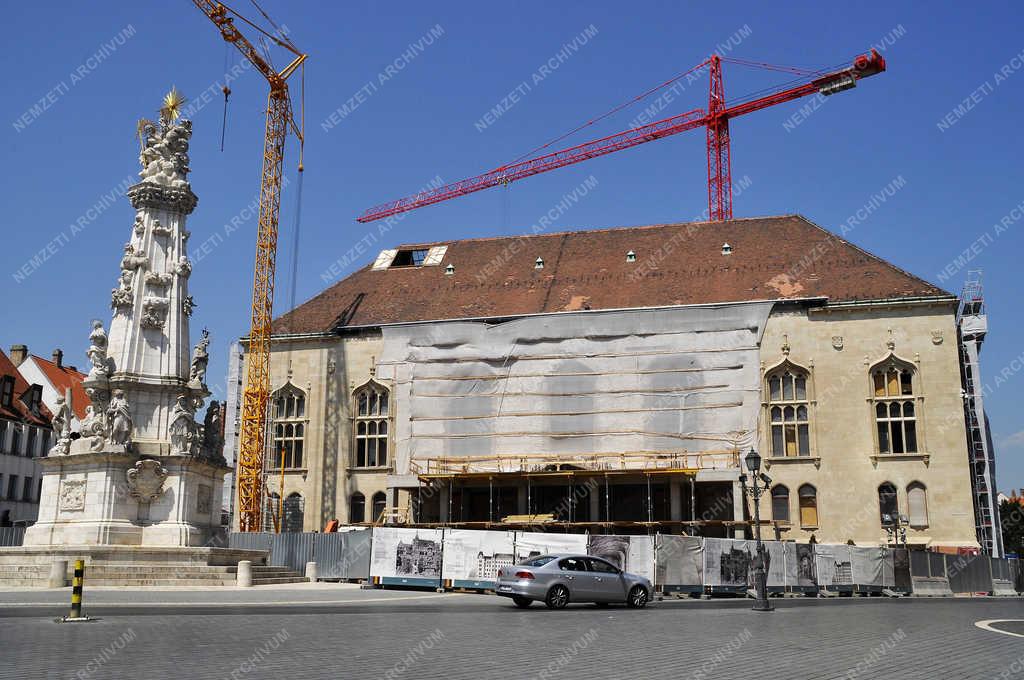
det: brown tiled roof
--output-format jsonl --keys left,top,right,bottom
{"left": 273, "top": 215, "right": 949, "bottom": 334}
{"left": 0, "top": 349, "right": 52, "bottom": 427}
{"left": 30, "top": 355, "right": 90, "bottom": 420}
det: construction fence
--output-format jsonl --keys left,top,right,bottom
{"left": 230, "top": 527, "right": 1023, "bottom": 596}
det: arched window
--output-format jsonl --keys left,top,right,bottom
{"left": 878, "top": 483, "right": 899, "bottom": 525}
{"left": 271, "top": 386, "right": 306, "bottom": 469}
{"left": 371, "top": 491, "right": 387, "bottom": 524}
{"left": 771, "top": 485, "right": 790, "bottom": 523}
{"left": 767, "top": 368, "right": 810, "bottom": 457}
{"left": 798, "top": 484, "right": 818, "bottom": 528}
{"left": 354, "top": 382, "right": 390, "bottom": 468}
{"left": 263, "top": 492, "right": 281, "bottom": 532}
{"left": 907, "top": 482, "right": 928, "bottom": 527}
{"left": 283, "top": 493, "right": 304, "bottom": 532}
{"left": 350, "top": 492, "right": 366, "bottom": 523}
{"left": 871, "top": 362, "right": 917, "bottom": 454}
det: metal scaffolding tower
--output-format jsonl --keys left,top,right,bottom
{"left": 957, "top": 271, "right": 1003, "bottom": 556}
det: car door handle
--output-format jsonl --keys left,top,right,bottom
{"left": 566, "top": 575, "right": 574, "bottom": 580}
{"left": 594, "top": 577, "right": 603, "bottom": 582}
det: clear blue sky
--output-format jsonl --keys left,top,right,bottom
{"left": 2, "top": 1, "right": 1022, "bottom": 488}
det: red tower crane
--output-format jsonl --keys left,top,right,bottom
{"left": 357, "top": 51, "right": 885, "bottom": 224}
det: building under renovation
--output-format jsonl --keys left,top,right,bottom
{"left": 246, "top": 214, "right": 990, "bottom": 551}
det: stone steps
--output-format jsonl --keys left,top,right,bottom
{"left": 0, "top": 563, "right": 306, "bottom": 587}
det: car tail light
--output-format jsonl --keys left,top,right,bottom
{"left": 515, "top": 571, "right": 535, "bottom": 580}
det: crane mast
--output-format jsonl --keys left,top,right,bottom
{"left": 192, "top": 0, "right": 306, "bottom": 532}
{"left": 358, "top": 50, "right": 885, "bottom": 223}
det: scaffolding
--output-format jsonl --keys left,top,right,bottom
{"left": 957, "top": 271, "right": 1003, "bottom": 557}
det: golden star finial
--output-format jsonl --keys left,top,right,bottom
{"left": 160, "top": 87, "right": 187, "bottom": 123}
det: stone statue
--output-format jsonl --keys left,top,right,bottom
{"left": 190, "top": 329, "right": 210, "bottom": 386}
{"left": 201, "top": 401, "right": 225, "bottom": 464}
{"left": 111, "top": 270, "right": 133, "bottom": 310}
{"left": 176, "top": 255, "right": 192, "bottom": 278}
{"left": 49, "top": 394, "right": 73, "bottom": 456}
{"left": 106, "top": 389, "right": 133, "bottom": 447}
{"left": 182, "top": 295, "right": 196, "bottom": 317}
{"left": 133, "top": 214, "right": 146, "bottom": 237}
{"left": 140, "top": 296, "right": 169, "bottom": 330}
{"left": 120, "top": 243, "right": 148, "bottom": 272}
{"left": 86, "top": 320, "right": 111, "bottom": 378}
{"left": 138, "top": 118, "right": 192, "bottom": 189}
{"left": 169, "top": 394, "right": 198, "bottom": 456}
{"left": 151, "top": 218, "right": 171, "bottom": 236}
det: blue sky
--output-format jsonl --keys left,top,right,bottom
{"left": 2, "top": 1, "right": 1022, "bottom": 488}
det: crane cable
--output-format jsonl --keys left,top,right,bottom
{"left": 220, "top": 42, "right": 232, "bottom": 152}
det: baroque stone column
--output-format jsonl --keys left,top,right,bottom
{"left": 25, "top": 99, "right": 229, "bottom": 548}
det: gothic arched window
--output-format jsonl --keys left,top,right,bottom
{"left": 271, "top": 386, "right": 306, "bottom": 470}
{"left": 354, "top": 382, "right": 390, "bottom": 468}
{"left": 766, "top": 367, "right": 811, "bottom": 457}
{"left": 871, "top": 361, "right": 918, "bottom": 454}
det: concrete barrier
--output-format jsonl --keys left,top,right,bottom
{"left": 305, "top": 561, "right": 318, "bottom": 582}
{"left": 911, "top": 576, "right": 953, "bottom": 597}
{"left": 236, "top": 560, "right": 253, "bottom": 587}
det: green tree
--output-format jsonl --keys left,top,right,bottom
{"left": 1000, "top": 500, "right": 1024, "bottom": 556}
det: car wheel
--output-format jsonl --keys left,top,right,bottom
{"left": 626, "top": 585, "right": 648, "bottom": 609}
{"left": 512, "top": 596, "right": 532, "bottom": 609}
{"left": 545, "top": 584, "right": 570, "bottom": 610}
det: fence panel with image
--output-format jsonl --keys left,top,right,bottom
{"left": 441, "top": 529, "right": 515, "bottom": 590}
{"left": 370, "top": 527, "right": 444, "bottom": 587}
{"left": 655, "top": 534, "right": 703, "bottom": 592}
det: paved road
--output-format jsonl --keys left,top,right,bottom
{"left": 1, "top": 589, "right": 1022, "bottom": 679}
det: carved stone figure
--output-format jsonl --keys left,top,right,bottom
{"left": 144, "top": 271, "right": 172, "bottom": 288}
{"left": 169, "top": 394, "right": 198, "bottom": 456}
{"left": 49, "top": 394, "right": 73, "bottom": 456}
{"left": 106, "top": 389, "right": 133, "bottom": 447}
{"left": 120, "top": 243, "right": 148, "bottom": 271}
{"left": 182, "top": 295, "right": 196, "bottom": 317}
{"left": 138, "top": 119, "right": 192, "bottom": 189}
{"left": 59, "top": 480, "right": 87, "bottom": 512}
{"left": 111, "top": 270, "right": 134, "bottom": 310}
{"left": 201, "top": 400, "right": 225, "bottom": 464}
{"left": 140, "top": 296, "right": 169, "bottom": 330}
{"left": 176, "top": 255, "right": 192, "bottom": 278}
{"left": 86, "top": 320, "right": 111, "bottom": 378}
{"left": 190, "top": 329, "right": 210, "bottom": 386}
{"left": 151, "top": 218, "right": 172, "bottom": 236}
{"left": 125, "top": 459, "right": 168, "bottom": 503}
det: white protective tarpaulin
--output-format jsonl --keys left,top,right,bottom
{"left": 376, "top": 303, "right": 773, "bottom": 472}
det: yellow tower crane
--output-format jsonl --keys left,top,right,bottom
{"left": 192, "top": 0, "right": 306, "bottom": 532}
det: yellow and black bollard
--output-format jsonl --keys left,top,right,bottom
{"left": 57, "top": 559, "right": 91, "bottom": 623}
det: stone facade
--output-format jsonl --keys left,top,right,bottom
{"left": 246, "top": 298, "right": 979, "bottom": 549}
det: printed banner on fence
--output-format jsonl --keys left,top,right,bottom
{"left": 815, "top": 544, "right": 854, "bottom": 587}
{"left": 587, "top": 534, "right": 655, "bottom": 583}
{"left": 442, "top": 529, "right": 516, "bottom": 588}
{"left": 783, "top": 542, "right": 817, "bottom": 589}
{"left": 655, "top": 534, "right": 703, "bottom": 589}
{"left": 370, "top": 527, "right": 444, "bottom": 586}
{"left": 513, "top": 531, "right": 587, "bottom": 563}
{"left": 850, "top": 546, "right": 892, "bottom": 588}
{"left": 703, "top": 538, "right": 784, "bottom": 588}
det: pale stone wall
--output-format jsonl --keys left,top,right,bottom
{"left": 753, "top": 300, "right": 978, "bottom": 548}
{"left": 251, "top": 331, "right": 388, "bottom": 531}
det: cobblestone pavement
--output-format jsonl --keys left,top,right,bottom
{"left": 2, "top": 591, "right": 1022, "bottom": 679}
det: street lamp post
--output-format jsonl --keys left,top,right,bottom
{"left": 882, "top": 513, "right": 909, "bottom": 549}
{"left": 740, "top": 448, "right": 773, "bottom": 612}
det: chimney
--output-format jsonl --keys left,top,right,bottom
{"left": 9, "top": 345, "right": 27, "bottom": 366}
{"left": 52, "top": 349, "right": 63, "bottom": 368}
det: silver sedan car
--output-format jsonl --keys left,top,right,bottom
{"left": 495, "top": 554, "right": 652, "bottom": 609}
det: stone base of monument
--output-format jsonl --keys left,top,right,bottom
{"left": 24, "top": 448, "right": 227, "bottom": 548}
{"left": 0, "top": 545, "right": 310, "bottom": 587}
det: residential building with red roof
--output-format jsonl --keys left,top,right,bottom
{"left": 15, "top": 347, "right": 90, "bottom": 430}
{"left": 0, "top": 347, "right": 53, "bottom": 526}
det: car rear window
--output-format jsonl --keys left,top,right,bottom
{"left": 519, "top": 555, "right": 556, "bottom": 567}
